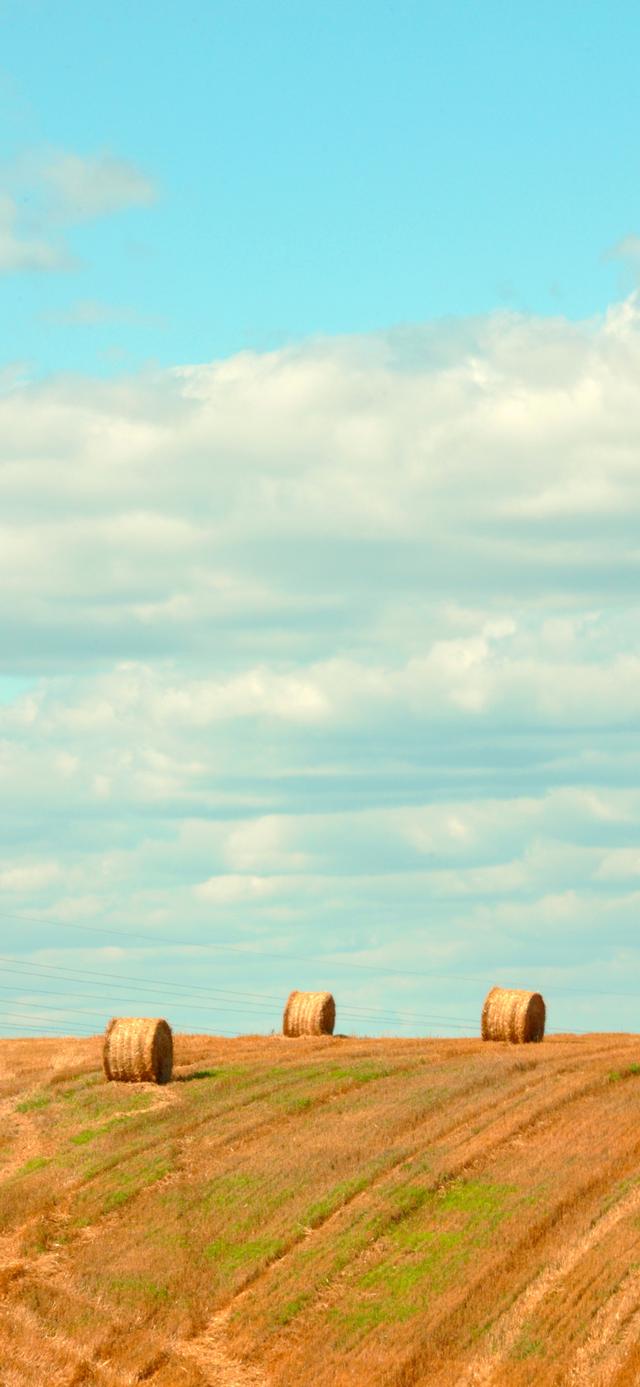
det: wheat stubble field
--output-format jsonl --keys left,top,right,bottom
{"left": 2, "top": 1032, "right": 640, "bottom": 1386}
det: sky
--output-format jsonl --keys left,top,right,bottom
{"left": 1, "top": 2, "right": 640, "bottom": 1040}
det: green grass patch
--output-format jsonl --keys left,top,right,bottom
{"left": 329, "top": 1216, "right": 385, "bottom": 1278}
{"left": 264, "top": 1061, "right": 393, "bottom": 1088}
{"left": 200, "top": 1171, "right": 297, "bottom": 1236}
{"left": 69, "top": 1112, "right": 143, "bottom": 1145}
{"left": 16, "top": 1092, "right": 52, "bottom": 1113}
{"left": 100, "top": 1158, "right": 171, "bottom": 1215}
{"left": 109, "top": 1274, "right": 170, "bottom": 1304}
{"left": 268, "top": 1089, "right": 313, "bottom": 1113}
{"left": 331, "top": 1179, "right": 519, "bottom": 1342}
{"left": 70, "top": 1149, "right": 173, "bottom": 1225}
{"left": 320, "top": 1063, "right": 394, "bottom": 1086}
{"left": 17, "top": 1156, "right": 51, "bottom": 1175}
{"left": 59, "top": 1080, "right": 154, "bottom": 1122}
{"left": 437, "top": 1179, "right": 515, "bottom": 1218}
{"left": 304, "top": 1160, "right": 392, "bottom": 1228}
{"left": 608, "top": 1063, "right": 640, "bottom": 1084}
{"left": 271, "top": 1292, "right": 312, "bottom": 1327}
{"left": 178, "top": 1064, "right": 279, "bottom": 1111}
{"left": 205, "top": 1235, "right": 284, "bottom": 1272}
{"left": 348, "top": 1225, "right": 466, "bottom": 1330}
{"left": 266, "top": 1063, "right": 394, "bottom": 1115}
{"left": 187, "top": 1064, "right": 256, "bottom": 1090}
{"left": 201, "top": 1171, "right": 261, "bottom": 1210}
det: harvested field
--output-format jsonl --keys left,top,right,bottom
{"left": 2, "top": 1031, "right": 640, "bottom": 1385}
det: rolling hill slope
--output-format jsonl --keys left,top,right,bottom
{"left": 2, "top": 1031, "right": 640, "bottom": 1386}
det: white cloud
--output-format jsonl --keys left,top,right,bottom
{"left": 223, "top": 817, "right": 310, "bottom": 873}
{"left": 595, "top": 850, "right": 640, "bottom": 881}
{"left": 41, "top": 150, "right": 157, "bottom": 219}
{"left": 0, "top": 147, "right": 157, "bottom": 278}
{"left": 193, "top": 874, "right": 283, "bottom": 903}
{"left": 2, "top": 300, "right": 640, "bottom": 1034}
{"left": 0, "top": 861, "right": 60, "bottom": 893}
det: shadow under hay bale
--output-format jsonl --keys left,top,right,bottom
{"left": 481, "top": 986, "right": 546, "bottom": 1044}
{"left": 282, "top": 990, "right": 336, "bottom": 1037}
{"left": 103, "top": 1017, "right": 173, "bottom": 1083}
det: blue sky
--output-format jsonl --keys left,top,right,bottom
{"left": 1, "top": 3, "right": 640, "bottom": 1040}
{"left": 2, "top": 1, "right": 640, "bottom": 375}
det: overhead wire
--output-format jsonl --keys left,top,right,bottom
{"left": 0, "top": 1019, "right": 241, "bottom": 1038}
{"left": 2, "top": 907, "right": 639, "bottom": 999}
{"left": 0, "top": 1020, "right": 97, "bottom": 1037}
{"left": 0, "top": 956, "right": 479, "bottom": 1026}
{"left": 0, "top": 990, "right": 475, "bottom": 1033}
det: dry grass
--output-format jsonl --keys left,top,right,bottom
{"left": 103, "top": 1016, "right": 173, "bottom": 1084}
{"left": 481, "top": 986, "right": 546, "bottom": 1044}
{"left": 2, "top": 1031, "right": 640, "bottom": 1385}
{"left": 282, "top": 990, "right": 336, "bottom": 1036}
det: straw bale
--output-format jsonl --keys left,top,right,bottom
{"left": 282, "top": 990, "right": 336, "bottom": 1037}
{"left": 481, "top": 986, "right": 546, "bottom": 1044}
{"left": 103, "top": 1017, "right": 173, "bottom": 1083}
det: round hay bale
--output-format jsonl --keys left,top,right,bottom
{"left": 103, "top": 1017, "right": 173, "bottom": 1083}
{"left": 282, "top": 990, "right": 336, "bottom": 1037}
{"left": 481, "top": 987, "right": 546, "bottom": 1044}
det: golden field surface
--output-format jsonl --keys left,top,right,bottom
{"left": 2, "top": 1032, "right": 640, "bottom": 1386}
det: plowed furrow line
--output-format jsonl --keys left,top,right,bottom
{"left": 275, "top": 1077, "right": 640, "bottom": 1385}
{"left": 569, "top": 1265, "right": 640, "bottom": 1385}
{"left": 196, "top": 1062, "right": 619, "bottom": 1346}
{"left": 180, "top": 1306, "right": 270, "bottom": 1387}
{"left": 443, "top": 1173, "right": 640, "bottom": 1386}
{"left": 404, "top": 1133, "right": 640, "bottom": 1383}
{"left": 0, "top": 1299, "right": 136, "bottom": 1387}
{"left": 130, "top": 1059, "right": 426, "bottom": 1197}
{"left": 168, "top": 1036, "right": 632, "bottom": 1182}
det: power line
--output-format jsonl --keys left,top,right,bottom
{"left": 0, "top": 1020, "right": 97, "bottom": 1037}
{"left": 0, "top": 954, "right": 287, "bottom": 998}
{"left": 0, "top": 986, "right": 274, "bottom": 1023}
{"left": 0, "top": 958, "right": 479, "bottom": 1026}
{"left": 7, "top": 906, "right": 463, "bottom": 978}
{"left": 0, "top": 984, "right": 476, "bottom": 1032}
{"left": 0, "top": 1015, "right": 590, "bottom": 1041}
{"left": 0, "top": 1019, "right": 242, "bottom": 1039}
{"left": 2, "top": 908, "right": 640, "bottom": 999}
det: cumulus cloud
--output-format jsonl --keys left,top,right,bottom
{"left": 3, "top": 300, "right": 640, "bottom": 1034}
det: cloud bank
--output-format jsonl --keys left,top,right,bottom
{"left": 3, "top": 298, "right": 640, "bottom": 1035}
